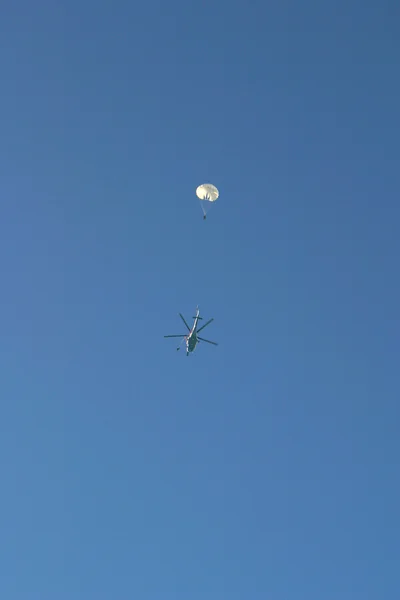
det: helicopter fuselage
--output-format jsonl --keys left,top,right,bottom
{"left": 186, "top": 318, "right": 200, "bottom": 354}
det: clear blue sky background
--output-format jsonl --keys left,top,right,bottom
{"left": 1, "top": 1, "right": 399, "bottom": 598}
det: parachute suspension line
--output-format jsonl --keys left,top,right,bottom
{"left": 176, "top": 337, "right": 186, "bottom": 351}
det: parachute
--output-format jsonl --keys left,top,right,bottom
{"left": 196, "top": 183, "right": 219, "bottom": 219}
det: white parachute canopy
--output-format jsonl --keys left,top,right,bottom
{"left": 196, "top": 183, "right": 219, "bottom": 217}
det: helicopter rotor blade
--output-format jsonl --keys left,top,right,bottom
{"left": 198, "top": 336, "right": 218, "bottom": 346}
{"left": 197, "top": 318, "right": 214, "bottom": 333}
{"left": 164, "top": 335, "right": 186, "bottom": 338}
{"left": 179, "top": 313, "right": 191, "bottom": 331}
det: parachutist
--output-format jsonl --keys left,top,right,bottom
{"left": 203, "top": 215, "right": 206, "bottom": 220}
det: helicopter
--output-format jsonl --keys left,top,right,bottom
{"left": 164, "top": 306, "right": 218, "bottom": 356}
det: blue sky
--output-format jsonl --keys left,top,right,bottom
{"left": 1, "top": 1, "right": 399, "bottom": 598}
